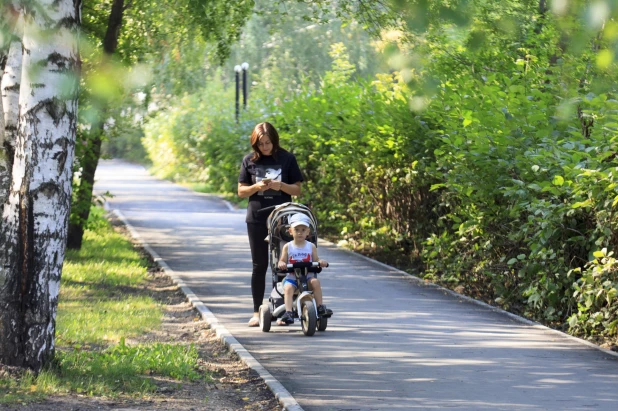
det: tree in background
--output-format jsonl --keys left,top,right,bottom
{"left": 66, "top": 0, "right": 126, "bottom": 250}
{"left": 67, "top": 0, "right": 255, "bottom": 250}
{"left": 224, "top": 1, "right": 385, "bottom": 96}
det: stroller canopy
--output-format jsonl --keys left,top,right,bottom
{"left": 267, "top": 202, "right": 318, "bottom": 241}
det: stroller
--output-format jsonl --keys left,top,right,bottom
{"left": 257, "top": 202, "right": 328, "bottom": 336}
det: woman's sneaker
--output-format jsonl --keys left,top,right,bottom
{"left": 317, "top": 305, "right": 333, "bottom": 317}
{"left": 277, "top": 311, "right": 294, "bottom": 325}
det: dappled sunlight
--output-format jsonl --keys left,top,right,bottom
{"left": 533, "top": 378, "right": 577, "bottom": 384}
{"left": 195, "top": 300, "right": 251, "bottom": 311}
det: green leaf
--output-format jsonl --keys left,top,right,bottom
{"left": 593, "top": 250, "right": 605, "bottom": 258}
{"left": 572, "top": 200, "right": 592, "bottom": 209}
{"left": 527, "top": 183, "right": 542, "bottom": 191}
{"left": 552, "top": 175, "right": 564, "bottom": 186}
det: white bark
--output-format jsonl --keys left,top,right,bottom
{"left": 1, "top": 13, "right": 24, "bottom": 208}
{"left": 0, "top": 0, "right": 80, "bottom": 371}
{"left": 0, "top": 79, "right": 4, "bottom": 172}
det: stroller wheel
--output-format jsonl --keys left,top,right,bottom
{"left": 317, "top": 315, "right": 328, "bottom": 332}
{"left": 301, "top": 300, "right": 317, "bottom": 336}
{"left": 259, "top": 304, "right": 272, "bottom": 332}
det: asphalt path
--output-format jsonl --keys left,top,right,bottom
{"left": 95, "top": 159, "right": 618, "bottom": 411}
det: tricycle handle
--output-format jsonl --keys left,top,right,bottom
{"left": 277, "top": 261, "right": 324, "bottom": 273}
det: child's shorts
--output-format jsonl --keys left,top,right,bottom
{"left": 283, "top": 273, "right": 316, "bottom": 289}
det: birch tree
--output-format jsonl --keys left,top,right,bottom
{"left": 0, "top": 0, "right": 80, "bottom": 371}
{"left": 0, "top": 1, "right": 20, "bottom": 212}
{"left": 1, "top": 9, "right": 23, "bottom": 212}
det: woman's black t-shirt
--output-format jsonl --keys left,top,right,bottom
{"left": 238, "top": 149, "right": 304, "bottom": 224}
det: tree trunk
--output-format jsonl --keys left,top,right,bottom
{"left": 102, "top": 0, "right": 125, "bottom": 55}
{"left": 66, "top": 132, "right": 101, "bottom": 249}
{"left": 0, "top": 4, "right": 21, "bottom": 214}
{"left": 0, "top": 0, "right": 80, "bottom": 372}
{"left": 1, "top": 16, "right": 24, "bottom": 209}
{"left": 0, "top": 63, "right": 5, "bottom": 202}
{"left": 67, "top": 0, "right": 124, "bottom": 250}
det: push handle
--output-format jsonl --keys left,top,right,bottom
{"left": 256, "top": 205, "right": 277, "bottom": 218}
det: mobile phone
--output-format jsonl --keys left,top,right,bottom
{"left": 262, "top": 178, "right": 271, "bottom": 184}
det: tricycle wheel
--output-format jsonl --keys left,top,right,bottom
{"left": 259, "top": 304, "right": 271, "bottom": 332}
{"left": 301, "top": 300, "right": 317, "bottom": 336}
{"left": 317, "top": 315, "right": 328, "bottom": 331}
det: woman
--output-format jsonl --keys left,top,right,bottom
{"left": 238, "top": 122, "right": 303, "bottom": 326}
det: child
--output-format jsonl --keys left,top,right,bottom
{"left": 276, "top": 213, "right": 333, "bottom": 325}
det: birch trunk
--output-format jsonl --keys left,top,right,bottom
{"left": 0, "top": 0, "right": 80, "bottom": 371}
{"left": 1, "top": 3, "right": 19, "bottom": 210}
{"left": 0, "top": 69, "right": 5, "bottom": 199}
{"left": 1, "top": 14, "right": 24, "bottom": 209}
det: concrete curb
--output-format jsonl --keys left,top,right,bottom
{"left": 320, "top": 238, "right": 618, "bottom": 359}
{"left": 111, "top": 209, "right": 303, "bottom": 411}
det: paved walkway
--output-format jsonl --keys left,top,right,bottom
{"left": 95, "top": 159, "right": 618, "bottom": 411}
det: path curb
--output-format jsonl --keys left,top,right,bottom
{"left": 111, "top": 209, "right": 303, "bottom": 411}
{"left": 320, "top": 238, "right": 618, "bottom": 359}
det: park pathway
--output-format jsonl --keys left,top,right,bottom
{"left": 95, "top": 159, "right": 618, "bottom": 411}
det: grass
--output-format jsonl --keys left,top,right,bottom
{"left": 0, "top": 207, "right": 207, "bottom": 404}
{"left": 56, "top": 296, "right": 161, "bottom": 345}
{"left": 33, "top": 339, "right": 202, "bottom": 397}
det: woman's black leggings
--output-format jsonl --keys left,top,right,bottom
{"left": 247, "top": 222, "right": 269, "bottom": 312}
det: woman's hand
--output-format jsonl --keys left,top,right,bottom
{"left": 268, "top": 180, "right": 283, "bottom": 191}
{"left": 278, "top": 261, "right": 288, "bottom": 270}
{"left": 257, "top": 180, "right": 270, "bottom": 191}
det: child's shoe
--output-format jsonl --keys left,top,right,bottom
{"left": 277, "top": 311, "right": 294, "bottom": 325}
{"left": 317, "top": 305, "right": 333, "bottom": 317}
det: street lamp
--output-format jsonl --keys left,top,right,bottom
{"left": 241, "top": 62, "right": 249, "bottom": 110}
{"left": 234, "top": 65, "right": 242, "bottom": 123}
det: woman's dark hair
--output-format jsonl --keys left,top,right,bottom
{"left": 250, "top": 122, "right": 282, "bottom": 161}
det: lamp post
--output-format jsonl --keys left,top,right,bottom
{"left": 241, "top": 62, "right": 249, "bottom": 110}
{"left": 234, "top": 64, "right": 241, "bottom": 123}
